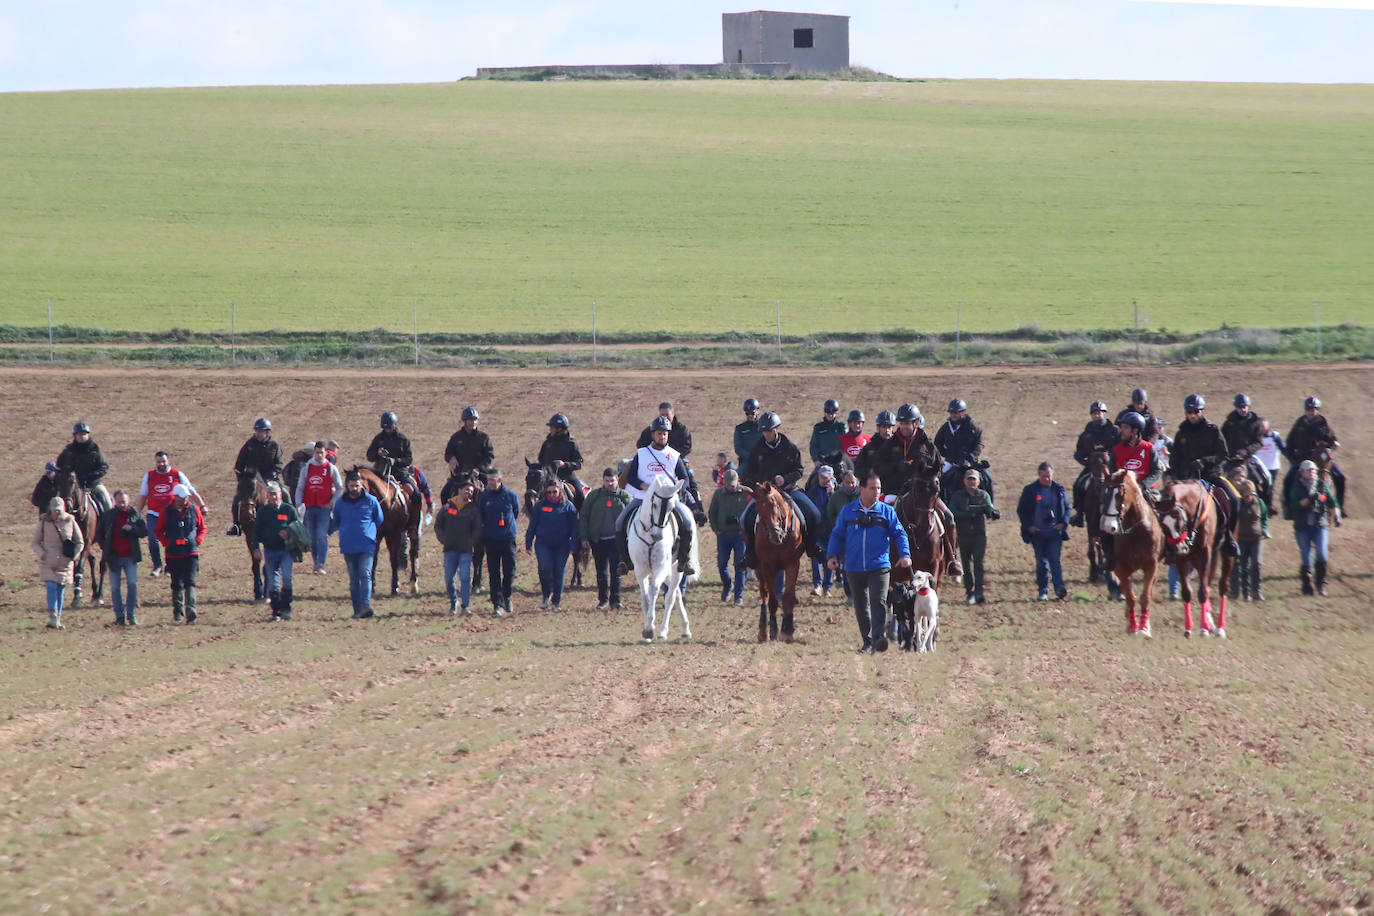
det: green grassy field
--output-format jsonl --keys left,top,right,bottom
{"left": 2, "top": 79, "right": 1372, "bottom": 335}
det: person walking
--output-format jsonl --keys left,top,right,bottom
{"left": 808, "top": 399, "right": 845, "bottom": 469}
{"left": 477, "top": 469, "right": 521, "bottom": 617}
{"left": 330, "top": 469, "right": 385, "bottom": 619}
{"left": 33, "top": 496, "right": 83, "bottom": 630}
{"left": 826, "top": 472, "right": 912, "bottom": 654}
{"left": 709, "top": 468, "right": 751, "bottom": 606}
{"left": 1254, "top": 418, "right": 1286, "bottom": 517}
{"left": 96, "top": 489, "right": 150, "bottom": 626}
{"left": 581, "top": 468, "right": 631, "bottom": 611}
{"left": 435, "top": 481, "right": 483, "bottom": 616}
{"left": 739, "top": 412, "right": 826, "bottom": 567}
{"left": 155, "top": 484, "right": 205, "bottom": 624}
{"left": 949, "top": 468, "right": 1000, "bottom": 605}
{"left": 1288, "top": 459, "right": 1340, "bottom": 596}
{"left": 31, "top": 461, "right": 61, "bottom": 518}
{"left": 525, "top": 478, "right": 581, "bottom": 611}
{"left": 733, "top": 397, "right": 763, "bottom": 465}
{"left": 1017, "top": 461, "right": 1070, "bottom": 601}
{"left": 294, "top": 441, "right": 343, "bottom": 575}
{"left": 252, "top": 482, "right": 300, "bottom": 621}
{"left": 137, "top": 450, "right": 206, "bottom": 578}
{"left": 1233, "top": 479, "right": 1268, "bottom": 601}
{"left": 805, "top": 465, "right": 837, "bottom": 596}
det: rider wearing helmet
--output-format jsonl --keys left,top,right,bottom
{"left": 1222, "top": 393, "right": 1273, "bottom": 516}
{"left": 1283, "top": 396, "right": 1346, "bottom": 518}
{"left": 855, "top": 410, "right": 903, "bottom": 493}
{"left": 1169, "top": 394, "right": 1240, "bottom": 555}
{"left": 636, "top": 401, "right": 692, "bottom": 457}
{"left": 733, "top": 397, "right": 763, "bottom": 465}
{"left": 617, "top": 414, "right": 699, "bottom": 576}
{"left": 537, "top": 413, "right": 586, "bottom": 509}
{"left": 226, "top": 417, "right": 284, "bottom": 536}
{"left": 367, "top": 411, "right": 414, "bottom": 486}
{"left": 809, "top": 398, "right": 846, "bottom": 467}
{"left": 935, "top": 398, "right": 990, "bottom": 500}
{"left": 1109, "top": 412, "right": 1164, "bottom": 498}
{"left": 739, "top": 412, "right": 827, "bottom": 568}
{"left": 444, "top": 407, "right": 495, "bottom": 499}
{"left": 1116, "top": 388, "right": 1159, "bottom": 443}
{"left": 57, "top": 421, "right": 112, "bottom": 514}
{"left": 1070, "top": 401, "right": 1118, "bottom": 526}
{"left": 839, "top": 409, "right": 870, "bottom": 463}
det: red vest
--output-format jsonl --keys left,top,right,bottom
{"left": 302, "top": 461, "right": 334, "bottom": 507}
{"left": 840, "top": 432, "right": 870, "bottom": 459}
{"left": 145, "top": 467, "right": 182, "bottom": 513}
{"left": 1112, "top": 441, "right": 1153, "bottom": 480}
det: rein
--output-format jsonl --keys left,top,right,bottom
{"left": 631, "top": 490, "right": 677, "bottom": 549}
{"left": 1103, "top": 483, "right": 1151, "bottom": 536}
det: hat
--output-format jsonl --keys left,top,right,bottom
{"left": 601, "top": 467, "right": 616, "bottom": 478}
{"left": 722, "top": 469, "right": 739, "bottom": 485}
{"left": 47, "top": 496, "right": 64, "bottom": 512}
{"left": 1299, "top": 459, "right": 1317, "bottom": 472}
{"left": 817, "top": 465, "right": 834, "bottom": 478}
{"left": 964, "top": 469, "right": 981, "bottom": 481}
{"left": 172, "top": 484, "right": 191, "bottom": 498}
{"left": 45, "top": 461, "right": 58, "bottom": 474}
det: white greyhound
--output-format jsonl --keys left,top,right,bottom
{"left": 628, "top": 474, "right": 699, "bottom": 642}
{"left": 911, "top": 569, "right": 940, "bottom": 653}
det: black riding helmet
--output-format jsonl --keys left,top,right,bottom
{"left": 462, "top": 406, "right": 479, "bottom": 421}
{"left": 1131, "top": 388, "right": 1148, "bottom": 403}
{"left": 743, "top": 397, "right": 760, "bottom": 414}
{"left": 1233, "top": 394, "right": 1251, "bottom": 408}
{"left": 896, "top": 403, "right": 921, "bottom": 423}
{"left": 947, "top": 398, "right": 967, "bottom": 413}
{"left": 1118, "top": 412, "right": 1146, "bottom": 430}
{"left": 823, "top": 398, "right": 840, "bottom": 414}
{"left": 875, "top": 410, "right": 896, "bottom": 427}
{"left": 758, "top": 411, "right": 782, "bottom": 431}
{"left": 1090, "top": 401, "right": 1108, "bottom": 414}
{"left": 381, "top": 411, "right": 398, "bottom": 428}
{"left": 547, "top": 413, "right": 570, "bottom": 430}
{"left": 1183, "top": 394, "right": 1205, "bottom": 412}
{"left": 1304, "top": 396, "right": 1321, "bottom": 409}
{"left": 847, "top": 409, "right": 865, "bottom": 423}
{"left": 72, "top": 421, "right": 91, "bottom": 435}
{"left": 253, "top": 417, "right": 272, "bottom": 431}
{"left": 649, "top": 415, "right": 672, "bottom": 432}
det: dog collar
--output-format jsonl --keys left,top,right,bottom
{"left": 917, "top": 587, "right": 931, "bottom": 596}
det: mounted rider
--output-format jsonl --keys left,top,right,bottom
{"left": 733, "top": 397, "right": 763, "bottom": 465}
{"left": 935, "top": 398, "right": 992, "bottom": 501}
{"left": 1283, "top": 396, "right": 1346, "bottom": 518}
{"left": 1167, "top": 394, "right": 1240, "bottom": 556}
{"left": 1070, "top": 401, "right": 1118, "bottom": 526}
{"left": 1221, "top": 393, "right": 1273, "bottom": 509}
{"left": 738, "top": 412, "right": 827, "bottom": 570}
{"left": 227, "top": 417, "right": 284, "bottom": 536}
{"left": 616, "top": 415, "right": 699, "bottom": 576}
{"left": 367, "top": 411, "right": 414, "bottom": 490}
{"left": 443, "top": 406, "right": 495, "bottom": 500}
{"left": 854, "top": 410, "right": 903, "bottom": 493}
{"left": 537, "top": 413, "right": 586, "bottom": 510}
{"left": 635, "top": 402, "right": 702, "bottom": 516}
{"left": 57, "top": 421, "right": 111, "bottom": 514}
{"left": 1108, "top": 412, "right": 1165, "bottom": 499}
{"left": 809, "top": 399, "right": 846, "bottom": 469}
{"left": 1116, "top": 388, "right": 1159, "bottom": 442}
{"left": 839, "top": 409, "right": 870, "bottom": 466}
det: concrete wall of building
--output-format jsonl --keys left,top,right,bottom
{"left": 474, "top": 63, "right": 795, "bottom": 79}
{"left": 721, "top": 11, "right": 849, "bottom": 72}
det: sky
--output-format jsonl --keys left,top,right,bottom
{"left": 1, "top": 0, "right": 1372, "bottom": 93}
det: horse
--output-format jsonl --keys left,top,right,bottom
{"left": 1156, "top": 478, "right": 1236, "bottom": 638}
{"left": 747, "top": 480, "right": 806, "bottom": 643}
{"left": 1081, "top": 451, "right": 1120, "bottom": 599}
{"left": 236, "top": 471, "right": 271, "bottom": 602}
{"left": 1100, "top": 470, "right": 1165, "bottom": 637}
{"left": 523, "top": 459, "right": 589, "bottom": 589}
{"left": 892, "top": 475, "right": 951, "bottom": 593}
{"left": 626, "top": 474, "right": 695, "bottom": 641}
{"left": 355, "top": 466, "right": 421, "bottom": 596}
{"left": 56, "top": 471, "right": 103, "bottom": 607}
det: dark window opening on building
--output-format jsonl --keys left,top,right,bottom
{"left": 793, "top": 28, "right": 813, "bottom": 49}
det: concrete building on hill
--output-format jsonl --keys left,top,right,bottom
{"left": 722, "top": 11, "right": 850, "bottom": 73}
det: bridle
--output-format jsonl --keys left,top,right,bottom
{"left": 756, "top": 486, "right": 797, "bottom": 546}
{"left": 1102, "top": 477, "right": 1151, "bottom": 536}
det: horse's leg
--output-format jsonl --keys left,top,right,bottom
{"left": 675, "top": 569, "right": 691, "bottom": 640}
{"left": 1180, "top": 561, "right": 1195, "bottom": 637}
{"left": 1120, "top": 566, "right": 1138, "bottom": 634}
{"left": 1197, "top": 548, "right": 1217, "bottom": 636}
{"left": 1139, "top": 561, "right": 1154, "bottom": 638}
{"left": 640, "top": 567, "right": 655, "bottom": 642}
{"left": 1215, "top": 552, "right": 1233, "bottom": 638}
{"left": 780, "top": 559, "right": 799, "bottom": 643}
{"left": 757, "top": 565, "right": 769, "bottom": 643}
{"left": 252, "top": 550, "right": 264, "bottom": 602}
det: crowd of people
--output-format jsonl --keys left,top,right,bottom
{"left": 29, "top": 388, "right": 1345, "bottom": 640}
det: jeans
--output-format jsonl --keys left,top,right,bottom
{"left": 1030, "top": 531, "right": 1066, "bottom": 595}
{"left": 108, "top": 556, "right": 138, "bottom": 620}
{"left": 716, "top": 531, "right": 745, "bottom": 598}
{"left": 165, "top": 555, "right": 199, "bottom": 589}
{"left": 846, "top": 568, "right": 891, "bottom": 646}
{"left": 958, "top": 532, "right": 987, "bottom": 599}
{"left": 443, "top": 551, "right": 473, "bottom": 608}
{"left": 263, "top": 547, "right": 293, "bottom": 595}
{"left": 343, "top": 551, "right": 374, "bottom": 612}
{"left": 1294, "top": 526, "right": 1329, "bottom": 565}
{"left": 145, "top": 511, "right": 162, "bottom": 569}
{"left": 45, "top": 580, "right": 66, "bottom": 612}
{"left": 534, "top": 541, "right": 571, "bottom": 605}
{"left": 591, "top": 538, "right": 621, "bottom": 605}
{"left": 1236, "top": 539, "right": 1263, "bottom": 596}
{"left": 305, "top": 505, "right": 332, "bottom": 567}
{"left": 810, "top": 558, "right": 834, "bottom": 589}
{"left": 485, "top": 539, "right": 517, "bottom": 607}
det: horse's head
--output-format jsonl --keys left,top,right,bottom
{"left": 1155, "top": 481, "right": 1194, "bottom": 555}
{"left": 642, "top": 474, "right": 681, "bottom": 542}
{"left": 1100, "top": 469, "right": 1144, "bottom": 535}
{"left": 55, "top": 470, "right": 80, "bottom": 509}
{"left": 753, "top": 481, "right": 794, "bottom": 546}
{"left": 1088, "top": 449, "right": 1111, "bottom": 479}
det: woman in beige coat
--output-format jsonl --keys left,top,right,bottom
{"left": 32, "top": 496, "right": 83, "bottom": 629}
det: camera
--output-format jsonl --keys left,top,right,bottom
{"left": 856, "top": 511, "right": 884, "bottom": 529}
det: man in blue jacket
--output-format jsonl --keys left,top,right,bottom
{"left": 1016, "top": 461, "right": 1071, "bottom": 601}
{"left": 477, "top": 468, "right": 521, "bottom": 617}
{"left": 827, "top": 472, "right": 912, "bottom": 655}
{"left": 330, "top": 469, "right": 385, "bottom": 619}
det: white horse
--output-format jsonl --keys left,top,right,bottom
{"left": 628, "top": 474, "right": 699, "bottom": 642}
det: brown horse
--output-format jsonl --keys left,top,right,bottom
{"left": 356, "top": 467, "right": 422, "bottom": 596}
{"left": 749, "top": 481, "right": 806, "bottom": 643}
{"left": 237, "top": 471, "right": 270, "bottom": 602}
{"left": 1082, "top": 451, "right": 1118, "bottom": 596}
{"left": 524, "top": 460, "right": 589, "bottom": 589}
{"left": 1156, "top": 479, "right": 1236, "bottom": 638}
{"left": 893, "top": 475, "right": 951, "bottom": 592}
{"left": 1100, "top": 470, "right": 1165, "bottom": 636}
{"left": 56, "top": 471, "right": 103, "bottom": 606}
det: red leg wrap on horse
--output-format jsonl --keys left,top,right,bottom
{"left": 1183, "top": 602, "right": 1193, "bottom": 631}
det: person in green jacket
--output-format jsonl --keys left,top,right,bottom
{"left": 252, "top": 482, "right": 300, "bottom": 621}
{"left": 948, "top": 468, "right": 1000, "bottom": 605}
{"left": 580, "top": 468, "right": 632, "bottom": 610}
{"left": 709, "top": 469, "right": 751, "bottom": 605}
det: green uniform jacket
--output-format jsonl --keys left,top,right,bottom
{"left": 733, "top": 419, "right": 762, "bottom": 464}
{"left": 809, "top": 419, "right": 845, "bottom": 463}
{"left": 580, "top": 485, "right": 631, "bottom": 542}
{"left": 824, "top": 486, "right": 860, "bottom": 530}
{"left": 709, "top": 487, "right": 751, "bottom": 535}
{"left": 251, "top": 501, "right": 299, "bottom": 551}
{"left": 948, "top": 487, "right": 996, "bottom": 538}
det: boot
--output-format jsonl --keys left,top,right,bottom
{"left": 854, "top": 607, "right": 873, "bottom": 653}
{"left": 47, "top": 610, "right": 62, "bottom": 629}
{"left": 1300, "top": 566, "right": 1314, "bottom": 596}
{"left": 677, "top": 532, "right": 697, "bottom": 577}
{"left": 616, "top": 524, "right": 631, "bottom": 577}
{"left": 280, "top": 587, "right": 293, "bottom": 621}
{"left": 1314, "top": 561, "right": 1328, "bottom": 597}
{"left": 741, "top": 534, "right": 756, "bottom": 570}
{"left": 172, "top": 587, "right": 185, "bottom": 622}
{"left": 269, "top": 591, "right": 282, "bottom": 620}
{"left": 184, "top": 586, "right": 197, "bottom": 624}
{"left": 226, "top": 494, "right": 242, "bottom": 537}
{"left": 941, "top": 510, "right": 963, "bottom": 580}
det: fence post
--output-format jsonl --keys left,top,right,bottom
{"left": 955, "top": 300, "right": 962, "bottom": 363}
{"left": 47, "top": 299, "right": 54, "bottom": 363}
{"left": 413, "top": 300, "right": 420, "bottom": 367}
{"left": 231, "top": 300, "right": 236, "bottom": 367}
{"left": 776, "top": 299, "right": 782, "bottom": 358}
{"left": 1133, "top": 299, "right": 1140, "bottom": 363}
{"left": 592, "top": 301, "right": 597, "bottom": 367}
{"left": 1313, "top": 300, "right": 1321, "bottom": 360}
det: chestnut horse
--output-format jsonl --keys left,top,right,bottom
{"left": 56, "top": 471, "right": 103, "bottom": 607}
{"left": 356, "top": 467, "right": 422, "bottom": 596}
{"left": 1099, "top": 470, "right": 1164, "bottom": 636}
{"left": 236, "top": 471, "right": 270, "bottom": 602}
{"left": 1081, "top": 451, "right": 1119, "bottom": 597}
{"left": 1156, "top": 479, "right": 1236, "bottom": 638}
{"left": 749, "top": 481, "right": 806, "bottom": 643}
{"left": 892, "top": 475, "right": 950, "bottom": 592}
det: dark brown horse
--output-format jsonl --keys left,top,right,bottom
{"left": 749, "top": 481, "right": 806, "bottom": 643}
{"left": 356, "top": 467, "right": 422, "bottom": 596}
{"left": 237, "top": 471, "right": 270, "bottom": 602}
{"left": 893, "top": 475, "right": 951, "bottom": 592}
{"left": 1081, "top": 450, "right": 1118, "bottom": 597}
{"left": 1100, "top": 470, "right": 1165, "bottom": 636}
{"left": 1156, "top": 478, "right": 1236, "bottom": 638}
{"left": 524, "top": 460, "right": 589, "bottom": 589}
{"left": 56, "top": 471, "right": 103, "bottom": 606}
